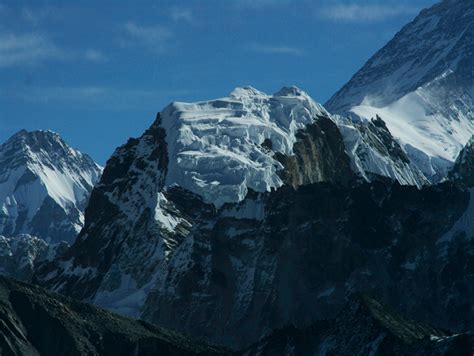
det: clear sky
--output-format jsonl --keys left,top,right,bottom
{"left": 0, "top": 0, "right": 437, "bottom": 164}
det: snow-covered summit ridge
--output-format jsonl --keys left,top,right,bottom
{"left": 160, "top": 86, "right": 329, "bottom": 206}
{"left": 0, "top": 129, "right": 102, "bottom": 242}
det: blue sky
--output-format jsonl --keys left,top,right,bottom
{"left": 0, "top": 0, "right": 437, "bottom": 164}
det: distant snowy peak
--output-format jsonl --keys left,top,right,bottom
{"left": 327, "top": 0, "right": 473, "bottom": 112}
{"left": 2, "top": 129, "right": 101, "bottom": 186}
{"left": 0, "top": 130, "right": 102, "bottom": 243}
{"left": 349, "top": 70, "right": 474, "bottom": 178}
{"left": 160, "top": 86, "right": 330, "bottom": 206}
{"left": 326, "top": 0, "right": 474, "bottom": 181}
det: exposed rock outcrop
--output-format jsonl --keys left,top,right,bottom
{"left": 275, "top": 116, "right": 355, "bottom": 188}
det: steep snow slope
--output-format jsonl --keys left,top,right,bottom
{"left": 0, "top": 130, "right": 102, "bottom": 243}
{"left": 333, "top": 114, "right": 427, "bottom": 186}
{"left": 327, "top": 0, "right": 474, "bottom": 180}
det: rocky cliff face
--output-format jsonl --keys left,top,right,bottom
{"left": 274, "top": 116, "right": 355, "bottom": 188}
{"left": 35, "top": 164, "right": 473, "bottom": 349}
{"left": 140, "top": 180, "right": 471, "bottom": 348}
{"left": 34, "top": 115, "right": 173, "bottom": 308}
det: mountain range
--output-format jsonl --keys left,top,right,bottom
{"left": 0, "top": 0, "right": 473, "bottom": 354}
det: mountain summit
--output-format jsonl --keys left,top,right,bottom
{"left": 160, "top": 85, "right": 335, "bottom": 206}
{"left": 0, "top": 130, "right": 102, "bottom": 243}
{"left": 327, "top": 0, "right": 474, "bottom": 181}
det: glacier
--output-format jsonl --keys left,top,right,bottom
{"left": 160, "top": 86, "right": 329, "bottom": 206}
{"left": 157, "top": 85, "right": 427, "bottom": 207}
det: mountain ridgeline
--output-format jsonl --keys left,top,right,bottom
{"left": 0, "top": 0, "right": 473, "bottom": 354}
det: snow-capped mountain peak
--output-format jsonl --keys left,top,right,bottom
{"left": 160, "top": 86, "right": 329, "bottom": 206}
{"left": 327, "top": 0, "right": 473, "bottom": 112}
{"left": 0, "top": 129, "right": 102, "bottom": 243}
{"left": 326, "top": 0, "right": 474, "bottom": 181}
